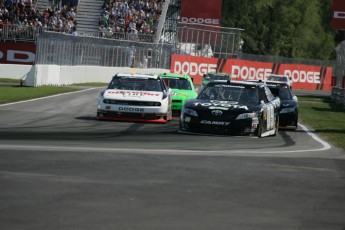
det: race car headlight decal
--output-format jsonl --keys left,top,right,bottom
{"left": 182, "top": 108, "right": 198, "bottom": 117}
{"left": 280, "top": 107, "right": 295, "bottom": 114}
{"left": 236, "top": 112, "right": 258, "bottom": 120}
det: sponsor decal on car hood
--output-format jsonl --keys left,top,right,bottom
{"left": 104, "top": 89, "right": 163, "bottom": 101}
{"left": 185, "top": 99, "right": 261, "bottom": 113}
{"left": 171, "top": 89, "right": 197, "bottom": 100}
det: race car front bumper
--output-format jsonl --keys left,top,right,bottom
{"left": 97, "top": 101, "right": 170, "bottom": 123}
{"left": 179, "top": 113, "right": 259, "bottom": 136}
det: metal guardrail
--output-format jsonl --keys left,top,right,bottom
{"left": 331, "top": 87, "right": 345, "bottom": 109}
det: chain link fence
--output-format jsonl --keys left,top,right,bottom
{"left": 36, "top": 31, "right": 174, "bottom": 69}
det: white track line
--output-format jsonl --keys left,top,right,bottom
{"left": 297, "top": 123, "right": 331, "bottom": 151}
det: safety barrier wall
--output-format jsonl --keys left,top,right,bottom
{"left": 0, "top": 64, "right": 170, "bottom": 87}
{"left": 331, "top": 87, "right": 345, "bottom": 109}
{"left": 0, "top": 64, "right": 34, "bottom": 80}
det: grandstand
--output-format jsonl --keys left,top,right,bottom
{"left": 0, "top": 0, "right": 242, "bottom": 66}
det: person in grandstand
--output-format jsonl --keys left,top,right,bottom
{"left": 179, "top": 80, "right": 280, "bottom": 137}
{"left": 97, "top": 73, "right": 173, "bottom": 123}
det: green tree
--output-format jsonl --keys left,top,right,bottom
{"left": 221, "top": 0, "right": 336, "bottom": 60}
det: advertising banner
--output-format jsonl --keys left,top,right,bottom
{"left": 179, "top": 0, "right": 222, "bottom": 45}
{"left": 180, "top": 0, "right": 222, "bottom": 26}
{"left": 0, "top": 41, "right": 36, "bottom": 65}
{"left": 171, "top": 54, "right": 333, "bottom": 90}
{"left": 171, "top": 55, "right": 218, "bottom": 84}
{"left": 332, "top": 0, "right": 345, "bottom": 30}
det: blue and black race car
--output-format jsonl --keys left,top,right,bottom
{"left": 179, "top": 80, "right": 281, "bottom": 137}
{"left": 265, "top": 81, "right": 298, "bottom": 130}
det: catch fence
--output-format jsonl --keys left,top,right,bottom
{"left": 36, "top": 32, "right": 174, "bottom": 69}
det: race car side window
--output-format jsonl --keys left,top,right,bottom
{"left": 259, "top": 88, "right": 269, "bottom": 103}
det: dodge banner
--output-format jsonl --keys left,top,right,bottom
{"left": 332, "top": 0, "right": 345, "bottom": 30}
{"left": 171, "top": 55, "right": 333, "bottom": 90}
{"left": 0, "top": 41, "right": 36, "bottom": 65}
{"left": 180, "top": 0, "right": 222, "bottom": 26}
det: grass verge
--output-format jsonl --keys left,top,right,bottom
{"left": 0, "top": 85, "right": 81, "bottom": 104}
{"left": 298, "top": 95, "right": 345, "bottom": 152}
{"left": 0, "top": 78, "right": 22, "bottom": 83}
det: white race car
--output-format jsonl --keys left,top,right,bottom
{"left": 97, "top": 73, "right": 172, "bottom": 123}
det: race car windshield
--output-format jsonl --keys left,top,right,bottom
{"left": 204, "top": 74, "right": 229, "bottom": 81}
{"left": 269, "top": 87, "right": 292, "bottom": 100}
{"left": 109, "top": 77, "right": 162, "bottom": 92}
{"left": 198, "top": 85, "right": 259, "bottom": 104}
{"left": 164, "top": 78, "right": 191, "bottom": 90}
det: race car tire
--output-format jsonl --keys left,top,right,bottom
{"left": 255, "top": 119, "right": 263, "bottom": 138}
{"left": 292, "top": 119, "right": 298, "bottom": 130}
{"left": 273, "top": 115, "right": 279, "bottom": 136}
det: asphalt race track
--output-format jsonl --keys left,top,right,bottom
{"left": 0, "top": 88, "right": 345, "bottom": 230}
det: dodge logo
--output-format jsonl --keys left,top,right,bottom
{"left": 211, "top": 110, "right": 223, "bottom": 116}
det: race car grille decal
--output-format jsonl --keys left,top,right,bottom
{"left": 102, "top": 111, "right": 157, "bottom": 120}
{"left": 198, "top": 113, "right": 235, "bottom": 120}
{"left": 103, "top": 100, "right": 161, "bottom": 106}
{"left": 172, "top": 100, "right": 182, "bottom": 103}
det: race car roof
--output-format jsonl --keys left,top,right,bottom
{"left": 205, "top": 72, "right": 230, "bottom": 76}
{"left": 265, "top": 80, "right": 290, "bottom": 88}
{"left": 158, "top": 73, "right": 190, "bottom": 79}
{"left": 114, "top": 73, "right": 159, "bottom": 79}
{"left": 209, "top": 80, "right": 263, "bottom": 86}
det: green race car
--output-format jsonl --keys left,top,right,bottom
{"left": 202, "top": 72, "right": 231, "bottom": 88}
{"left": 158, "top": 73, "right": 198, "bottom": 115}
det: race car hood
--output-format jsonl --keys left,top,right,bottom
{"left": 171, "top": 89, "right": 197, "bottom": 101}
{"left": 184, "top": 99, "right": 261, "bottom": 114}
{"left": 103, "top": 89, "right": 163, "bottom": 101}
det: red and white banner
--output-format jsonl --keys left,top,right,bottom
{"left": 171, "top": 55, "right": 333, "bottom": 90}
{"left": 0, "top": 41, "right": 36, "bottom": 65}
{"left": 332, "top": 0, "right": 345, "bottom": 30}
{"left": 180, "top": 0, "right": 222, "bottom": 26}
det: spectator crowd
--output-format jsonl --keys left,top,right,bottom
{"left": 0, "top": 0, "right": 165, "bottom": 42}
{"left": 0, "top": 0, "right": 78, "bottom": 39}
{"left": 98, "top": 0, "right": 165, "bottom": 41}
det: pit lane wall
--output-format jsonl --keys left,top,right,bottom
{"left": 0, "top": 64, "right": 169, "bottom": 86}
{"left": 171, "top": 55, "right": 333, "bottom": 90}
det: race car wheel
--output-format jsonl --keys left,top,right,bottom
{"left": 273, "top": 115, "right": 279, "bottom": 136}
{"left": 292, "top": 111, "right": 298, "bottom": 130}
{"left": 255, "top": 119, "right": 263, "bottom": 138}
{"left": 292, "top": 119, "right": 298, "bottom": 130}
